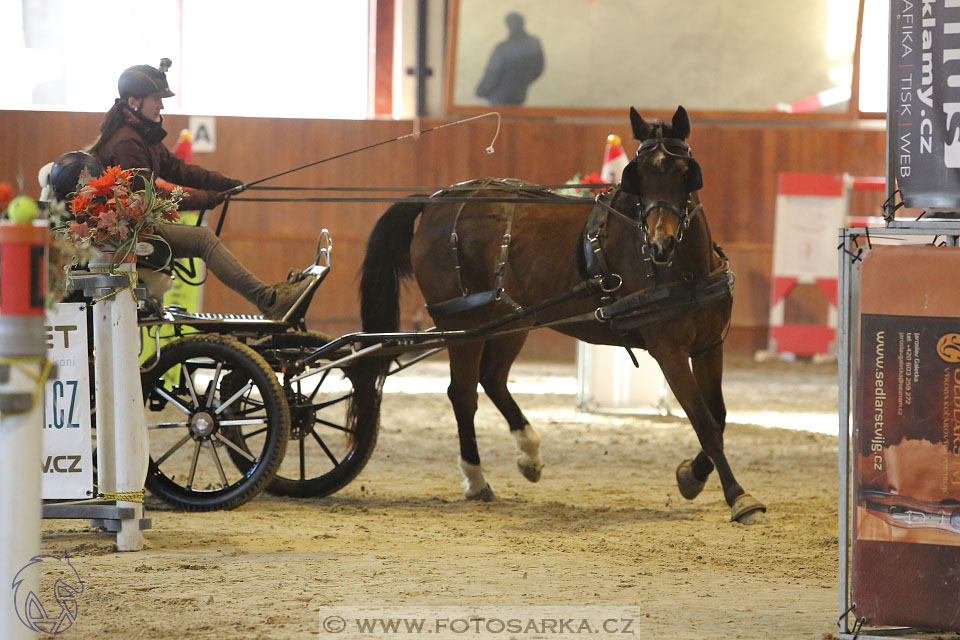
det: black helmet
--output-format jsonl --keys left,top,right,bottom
{"left": 50, "top": 151, "right": 105, "bottom": 201}
{"left": 118, "top": 58, "right": 175, "bottom": 100}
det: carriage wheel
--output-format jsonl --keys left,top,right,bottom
{"left": 140, "top": 334, "right": 290, "bottom": 511}
{"left": 223, "top": 359, "right": 378, "bottom": 498}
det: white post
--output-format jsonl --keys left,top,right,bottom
{"left": 0, "top": 340, "right": 44, "bottom": 640}
{"left": 92, "top": 261, "right": 148, "bottom": 551}
{"left": 0, "top": 218, "right": 49, "bottom": 640}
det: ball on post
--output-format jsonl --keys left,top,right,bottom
{"left": 6, "top": 196, "right": 39, "bottom": 224}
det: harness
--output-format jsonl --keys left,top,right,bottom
{"left": 423, "top": 180, "right": 734, "bottom": 346}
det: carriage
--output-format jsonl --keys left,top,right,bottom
{"left": 70, "top": 106, "right": 764, "bottom": 523}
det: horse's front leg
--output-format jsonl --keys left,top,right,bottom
{"left": 651, "top": 346, "right": 766, "bottom": 524}
{"left": 448, "top": 342, "right": 496, "bottom": 501}
{"left": 478, "top": 335, "right": 543, "bottom": 483}
{"left": 676, "top": 343, "right": 726, "bottom": 501}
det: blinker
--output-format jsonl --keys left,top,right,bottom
{"left": 636, "top": 136, "right": 691, "bottom": 158}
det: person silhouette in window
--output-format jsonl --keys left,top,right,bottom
{"left": 475, "top": 12, "right": 544, "bottom": 106}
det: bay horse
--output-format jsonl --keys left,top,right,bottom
{"left": 353, "top": 106, "right": 766, "bottom": 524}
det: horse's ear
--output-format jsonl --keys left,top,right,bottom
{"left": 672, "top": 106, "right": 691, "bottom": 140}
{"left": 686, "top": 159, "right": 703, "bottom": 192}
{"left": 620, "top": 160, "right": 642, "bottom": 195}
{"left": 629, "top": 106, "right": 652, "bottom": 140}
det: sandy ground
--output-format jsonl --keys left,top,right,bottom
{"left": 37, "top": 356, "right": 851, "bottom": 640}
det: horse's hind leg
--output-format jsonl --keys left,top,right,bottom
{"left": 652, "top": 346, "right": 766, "bottom": 524}
{"left": 448, "top": 342, "right": 496, "bottom": 501}
{"left": 676, "top": 344, "right": 725, "bottom": 500}
{"left": 478, "top": 334, "right": 543, "bottom": 482}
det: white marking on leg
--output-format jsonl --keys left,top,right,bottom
{"left": 458, "top": 457, "right": 489, "bottom": 498}
{"left": 514, "top": 424, "right": 543, "bottom": 482}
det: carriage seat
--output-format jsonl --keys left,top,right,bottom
{"left": 134, "top": 228, "right": 333, "bottom": 325}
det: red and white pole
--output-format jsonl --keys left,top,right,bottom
{"left": 0, "top": 208, "right": 49, "bottom": 640}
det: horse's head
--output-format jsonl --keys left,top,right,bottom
{"left": 620, "top": 105, "right": 703, "bottom": 264}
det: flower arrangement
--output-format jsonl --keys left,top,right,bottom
{"left": 556, "top": 171, "right": 608, "bottom": 197}
{"left": 0, "top": 165, "right": 182, "bottom": 305}
{"left": 58, "top": 165, "right": 182, "bottom": 267}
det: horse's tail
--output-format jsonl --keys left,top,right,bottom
{"left": 346, "top": 199, "right": 425, "bottom": 439}
{"left": 360, "top": 199, "right": 425, "bottom": 333}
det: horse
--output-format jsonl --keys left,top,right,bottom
{"left": 352, "top": 105, "right": 766, "bottom": 524}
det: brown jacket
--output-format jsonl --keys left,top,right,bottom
{"left": 93, "top": 104, "right": 238, "bottom": 210}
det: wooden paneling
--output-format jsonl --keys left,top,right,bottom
{"left": 0, "top": 110, "right": 886, "bottom": 359}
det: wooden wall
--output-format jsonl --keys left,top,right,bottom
{"left": 0, "top": 110, "right": 887, "bottom": 360}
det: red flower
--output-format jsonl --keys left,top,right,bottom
{"left": 0, "top": 182, "right": 12, "bottom": 211}
{"left": 97, "top": 209, "right": 117, "bottom": 230}
{"left": 69, "top": 221, "right": 91, "bottom": 239}
{"left": 582, "top": 172, "right": 604, "bottom": 184}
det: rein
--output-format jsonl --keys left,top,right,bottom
{"left": 228, "top": 183, "right": 615, "bottom": 206}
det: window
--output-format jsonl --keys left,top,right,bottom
{"left": 6, "top": 0, "right": 370, "bottom": 119}
{"left": 857, "top": 0, "right": 889, "bottom": 114}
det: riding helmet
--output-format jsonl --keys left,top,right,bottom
{"left": 118, "top": 58, "right": 175, "bottom": 100}
{"left": 49, "top": 151, "right": 105, "bottom": 201}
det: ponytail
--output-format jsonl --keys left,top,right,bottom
{"left": 87, "top": 100, "right": 128, "bottom": 157}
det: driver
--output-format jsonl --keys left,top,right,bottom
{"left": 83, "top": 58, "right": 311, "bottom": 321}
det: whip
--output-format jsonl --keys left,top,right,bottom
{"left": 220, "top": 112, "right": 502, "bottom": 197}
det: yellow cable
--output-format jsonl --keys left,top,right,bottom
{"left": 94, "top": 489, "right": 145, "bottom": 504}
{"left": 0, "top": 356, "right": 52, "bottom": 412}
{"left": 88, "top": 268, "right": 139, "bottom": 304}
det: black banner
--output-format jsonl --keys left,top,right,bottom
{"left": 890, "top": 0, "right": 960, "bottom": 208}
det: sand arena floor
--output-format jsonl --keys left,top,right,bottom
{"left": 36, "top": 355, "right": 853, "bottom": 640}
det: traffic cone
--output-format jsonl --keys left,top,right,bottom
{"left": 600, "top": 134, "right": 628, "bottom": 184}
{"left": 173, "top": 128, "right": 193, "bottom": 163}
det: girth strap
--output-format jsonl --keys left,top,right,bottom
{"left": 432, "top": 181, "right": 521, "bottom": 319}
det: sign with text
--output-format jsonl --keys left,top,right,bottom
{"left": 856, "top": 314, "right": 960, "bottom": 548}
{"left": 188, "top": 115, "right": 216, "bottom": 153}
{"left": 890, "top": 0, "right": 960, "bottom": 208}
{"left": 853, "top": 245, "right": 960, "bottom": 631}
{"left": 42, "top": 303, "right": 93, "bottom": 499}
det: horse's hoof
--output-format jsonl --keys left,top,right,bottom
{"left": 730, "top": 493, "right": 767, "bottom": 524}
{"left": 676, "top": 459, "right": 707, "bottom": 500}
{"left": 517, "top": 458, "right": 543, "bottom": 483}
{"left": 465, "top": 483, "right": 497, "bottom": 502}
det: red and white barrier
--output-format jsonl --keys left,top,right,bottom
{"left": 764, "top": 173, "right": 885, "bottom": 359}
{"left": 600, "top": 134, "right": 628, "bottom": 184}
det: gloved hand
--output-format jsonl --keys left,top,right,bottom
{"left": 205, "top": 189, "right": 226, "bottom": 208}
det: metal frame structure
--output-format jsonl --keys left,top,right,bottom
{"left": 836, "top": 221, "right": 960, "bottom": 640}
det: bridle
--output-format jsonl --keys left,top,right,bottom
{"left": 633, "top": 125, "right": 700, "bottom": 242}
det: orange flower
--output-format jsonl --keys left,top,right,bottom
{"left": 69, "top": 194, "right": 91, "bottom": 215}
{"left": 0, "top": 182, "right": 12, "bottom": 211}
{"left": 87, "top": 165, "right": 131, "bottom": 194}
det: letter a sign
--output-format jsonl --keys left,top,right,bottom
{"left": 189, "top": 116, "right": 216, "bottom": 153}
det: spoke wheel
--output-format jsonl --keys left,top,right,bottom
{"left": 224, "top": 362, "right": 378, "bottom": 498}
{"left": 141, "top": 335, "right": 289, "bottom": 511}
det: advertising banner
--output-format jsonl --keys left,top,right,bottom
{"left": 889, "top": 0, "right": 960, "bottom": 208}
{"left": 42, "top": 303, "right": 93, "bottom": 499}
{"left": 853, "top": 245, "right": 960, "bottom": 630}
